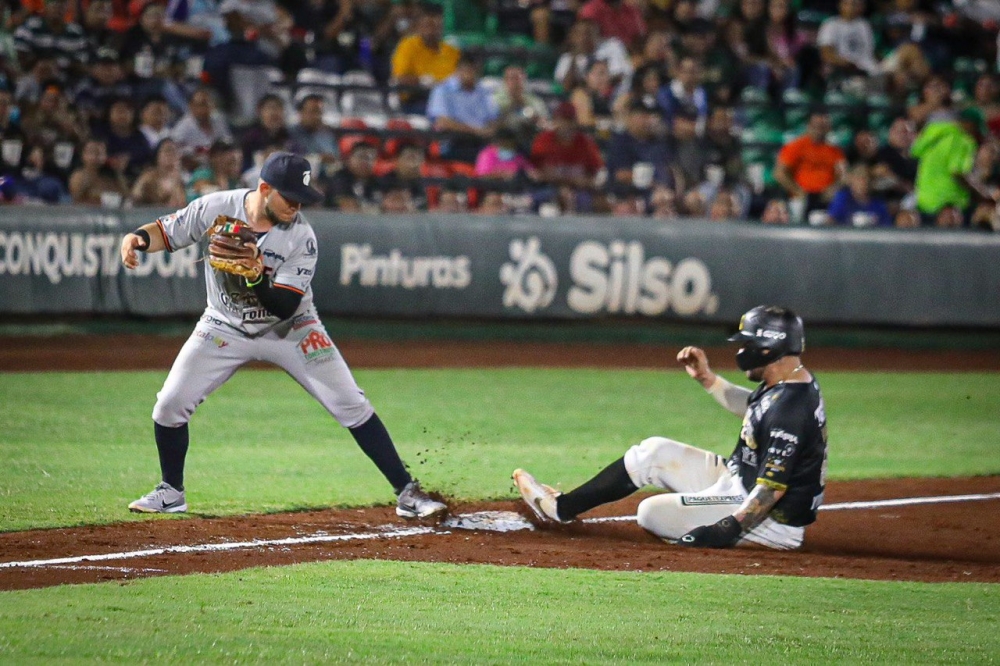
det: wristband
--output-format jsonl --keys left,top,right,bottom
{"left": 133, "top": 228, "right": 151, "bottom": 249}
{"left": 245, "top": 273, "right": 265, "bottom": 288}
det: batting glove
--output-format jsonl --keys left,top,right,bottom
{"left": 678, "top": 515, "right": 742, "bottom": 548}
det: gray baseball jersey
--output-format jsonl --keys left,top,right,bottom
{"left": 156, "top": 189, "right": 317, "bottom": 337}
{"left": 151, "top": 188, "right": 374, "bottom": 430}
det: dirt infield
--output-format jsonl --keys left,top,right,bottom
{"left": 2, "top": 477, "right": 999, "bottom": 590}
{"left": 2, "top": 333, "right": 999, "bottom": 590}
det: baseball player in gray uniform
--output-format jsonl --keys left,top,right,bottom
{"left": 119, "top": 151, "right": 447, "bottom": 519}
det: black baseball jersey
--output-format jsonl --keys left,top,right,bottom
{"left": 727, "top": 378, "right": 828, "bottom": 527}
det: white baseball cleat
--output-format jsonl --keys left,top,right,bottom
{"left": 128, "top": 482, "right": 187, "bottom": 513}
{"left": 512, "top": 468, "right": 567, "bottom": 523}
{"left": 395, "top": 480, "right": 448, "bottom": 519}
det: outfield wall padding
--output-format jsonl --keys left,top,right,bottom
{"left": 1, "top": 208, "right": 998, "bottom": 327}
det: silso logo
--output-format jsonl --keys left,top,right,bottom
{"left": 567, "top": 240, "right": 718, "bottom": 316}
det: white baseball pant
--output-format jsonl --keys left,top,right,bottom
{"left": 623, "top": 437, "right": 804, "bottom": 550}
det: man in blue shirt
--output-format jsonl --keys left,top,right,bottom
{"left": 427, "top": 53, "right": 499, "bottom": 163}
{"left": 827, "top": 165, "right": 892, "bottom": 227}
{"left": 605, "top": 102, "right": 673, "bottom": 190}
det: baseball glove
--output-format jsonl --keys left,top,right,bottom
{"left": 206, "top": 215, "right": 263, "bottom": 281}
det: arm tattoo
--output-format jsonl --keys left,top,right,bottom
{"left": 734, "top": 484, "right": 785, "bottom": 532}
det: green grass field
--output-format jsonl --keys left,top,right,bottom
{"left": 2, "top": 368, "right": 999, "bottom": 663}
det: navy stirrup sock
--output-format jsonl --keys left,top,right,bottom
{"left": 349, "top": 413, "right": 412, "bottom": 494}
{"left": 155, "top": 422, "right": 189, "bottom": 491}
{"left": 556, "top": 457, "right": 638, "bottom": 521}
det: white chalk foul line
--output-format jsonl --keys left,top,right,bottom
{"left": 0, "top": 526, "right": 436, "bottom": 570}
{"left": 581, "top": 492, "right": 1000, "bottom": 524}
{"left": 3, "top": 492, "right": 999, "bottom": 571}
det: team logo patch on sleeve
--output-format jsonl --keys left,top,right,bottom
{"left": 680, "top": 495, "right": 743, "bottom": 506}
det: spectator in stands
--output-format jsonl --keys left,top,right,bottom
{"left": 97, "top": 96, "right": 154, "bottom": 180}
{"left": 764, "top": 0, "right": 807, "bottom": 92}
{"left": 727, "top": 0, "right": 770, "bottom": 88}
{"left": 324, "top": 139, "right": 381, "bottom": 212}
{"left": 201, "top": 1, "right": 276, "bottom": 104}
{"left": 553, "top": 20, "right": 631, "bottom": 92}
{"left": 239, "top": 142, "right": 285, "bottom": 188}
{"left": 911, "top": 107, "right": 993, "bottom": 226}
{"left": 82, "top": 0, "right": 116, "bottom": 55}
{"left": 239, "top": 93, "right": 290, "bottom": 171}
{"left": 381, "top": 185, "right": 416, "bottom": 213}
{"left": 14, "top": 56, "right": 61, "bottom": 107}
{"left": 879, "top": 17, "right": 932, "bottom": 102}
{"left": 612, "top": 64, "right": 666, "bottom": 127}
{"left": 578, "top": 0, "right": 647, "bottom": 50}
{"left": 707, "top": 188, "right": 741, "bottom": 220}
{"left": 661, "top": 56, "right": 708, "bottom": 135}
{"left": 0, "top": 87, "right": 27, "bottom": 175}
{"left": 162, "top": 0, "right": 227, "bottom": 46}
{"left": 476, "top": 190, "right": 512, "bottom": 215}
{"left": 636, "top": 30, "right": 674, "bottom": 77}
{"left": 131, "top": 138, "right": 187, "bottom": 207}
{"left": 12, "top": 142, "right": 68, "bottom": 204}
{"left": 675, "top": 18, "right": 738, "bottom": 106}
{"left": 494, "top": 66, "right": 548, "bottom": 149}
{"left": 116, "top": 1, "right": 190, "bottom": 112}
{"left": 971, "top": 74, "right": 1000, "bottom": 128}
{"left": 873, "top": 117, "right": 918, "bottom": 200}
{"left": 284, "top": 0, "right": 380, "bottom": 75}
{"left": 72, "top": 47, "right": 134, "bottom": 130}
{"left": 288, "top": 94, "right": 338, "bottom": 175}
{"left": 569, "top": 59, "right": 615, "bottom": 131}
{"left": 702, "top": 106, "right": 741, "bottom": 184}
{"left": 170, "top": 87, "right": 233, "bottom": 169}
{"left": 391, "top": 3, "right": 459, "bottom": 113}
{"left": 494, "top": 0, "right": 564, "bottom": 46}
{"left": 649, "top": 184, "right": 679, "bottom": 219}
{"left": 530, "top": 101, "right": 603, "bottom": 190}
{"left": 670, "top": 109, "right": 708, "bottom": 190}
{"left": 908, "top": 74, "right": 952, "bottom": 127}
{"left": 13, "top": 0, "right": 89, "bottom": 75}
{"left": 817, "top": 0, "right": 880, "bottom": 79}
{"left": 385, "top": 141, "right": 429, "bottom": 211}
{"left": 68, "top": 137, "right": 129, "bottom": 206}
{"left": 846, "top": 129, "right": 880, "bottom": 168}
{"left": 426, "top": 53, "right": 498, "bottom": 163}
{"left": 186, "top": 138, "right": 243, "bottom": 200}
{"left": 760, "top": 198, "right": 791, "bottom": 224}
{"left": 774, "top": 111, "right": 846, "bottom": 215}
{"left": 475, "top": 127, "right": 534, "bottom": 181}
{"left": 827, "top": 165, "right": 892, "bottom": 226}
{"left": 20, "top": 81, "right": 88, "bottom": 153}
{"left": 138, "top": 95, "right": 173, "bottom": 152}
{"left": 606, "top": 101, "right": 671, "bottom": 190}
{"left": 434, "top": 187, "right": 468, "bottom": 213}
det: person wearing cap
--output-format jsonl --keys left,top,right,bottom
{"left": 605, "top": 100, "right": 671, "bottom": 189}
{"left": 511, "top": 305, "right": 827, "bottom": 551}
{"left": 911, "top": 106, "right": 996, "bottom": 226}
{"left": 118, "top": 150, "right": 450, "bottom": 520}
{"left": 530, "top": 101, "right": 604, "bottom": 210}
{"left": 70, "top": 47, "right": 135, "bottom": 128}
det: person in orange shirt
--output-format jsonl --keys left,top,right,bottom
{"left": 391, "top": 4, "right": 460, "bottom": 113}
{"left": 774, "top": 112, "right": 847, "bottom": 220}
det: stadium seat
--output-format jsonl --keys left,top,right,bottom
{"left": 339, "top": 70, "right": 386, "bottom": 116}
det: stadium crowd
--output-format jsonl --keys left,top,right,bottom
{"left": 2, "top": 0, "right": 1000, "bottom": 229}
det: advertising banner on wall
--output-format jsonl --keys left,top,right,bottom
{"left": 1, "top": 208, "right": 998, "bottom": 327}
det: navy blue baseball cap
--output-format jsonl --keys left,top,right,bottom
{"left": 259, "top": 151, "right": 323, "bottom": 205}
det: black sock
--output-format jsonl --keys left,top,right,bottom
{"left": 154, "top": 422, "right": 189, "bottom": 491}
{"left": 349, "top": 413, "right": 412, "bottom": 494}
{"left": 556, "top": 457, "right": 638, "bottom": 521}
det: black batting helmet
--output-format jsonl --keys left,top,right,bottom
{"left": 727, "top": 305, "right": 805, "bottom": 371}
